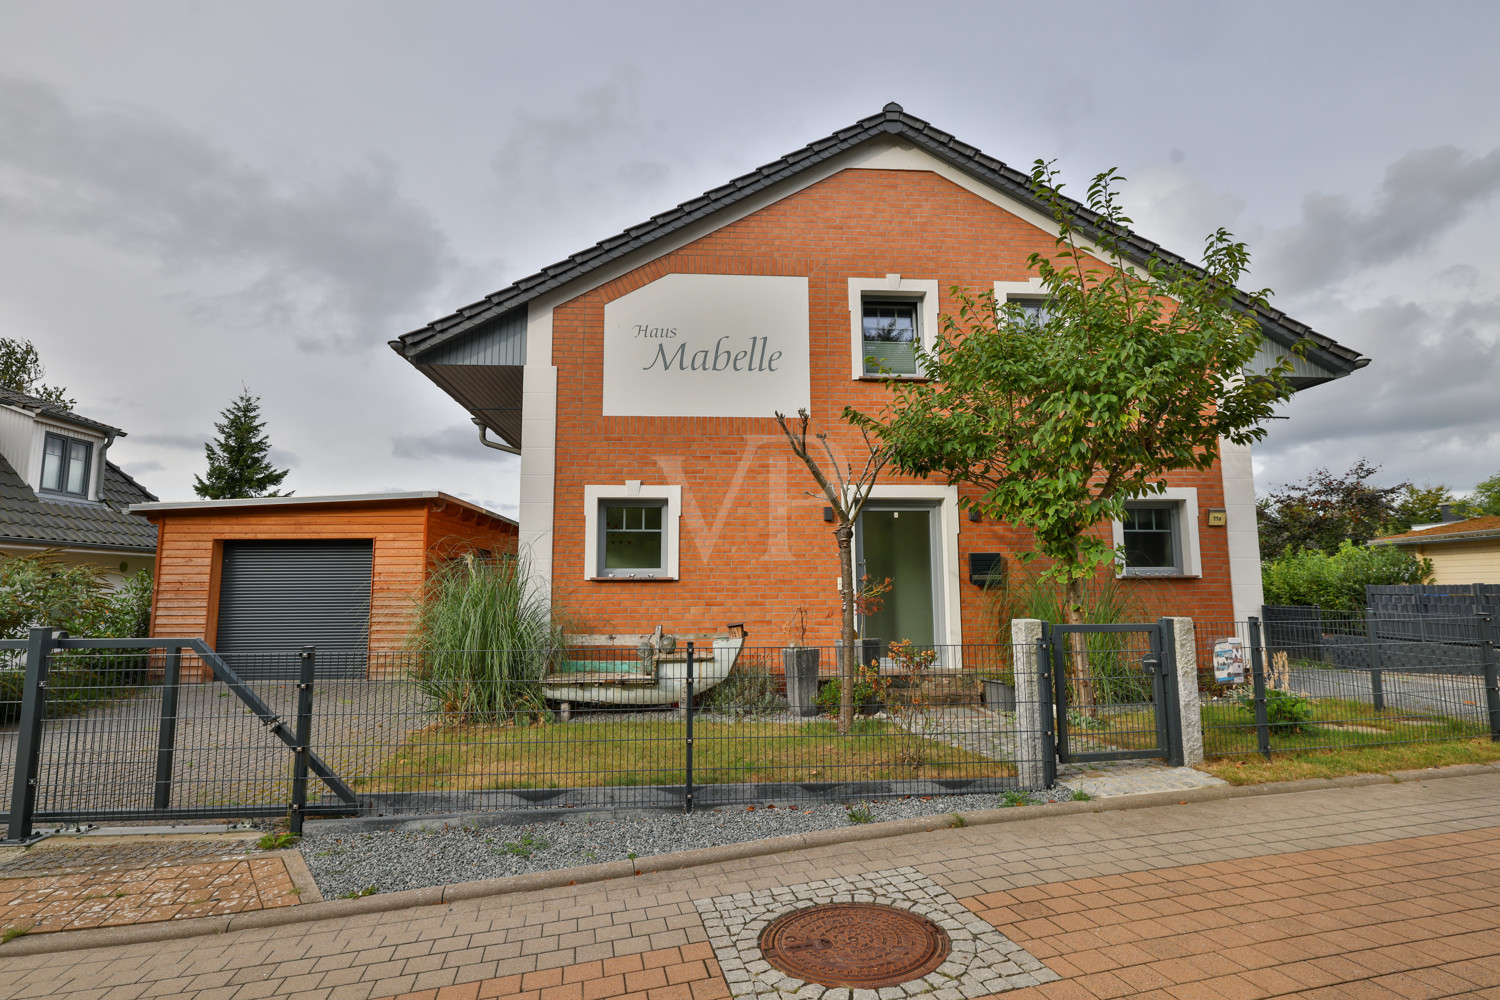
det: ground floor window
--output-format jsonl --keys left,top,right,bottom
{"left": 582, "top": 484, "right": 681, "bottom": 580}
{"left": 1114, "top": 488, "right": 1201, "bottom": 578}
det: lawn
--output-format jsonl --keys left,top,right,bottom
{"left": 1201, "top": 739, "right": 1500, "bottom": 785}
{"left": 1079, "top": 696, "right": 1488, "bottom": 759}
{"left": 356, "top": 717, "right": 1015, "bottom": 792}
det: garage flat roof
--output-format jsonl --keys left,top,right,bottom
{"left": 131, "top": 491, "right": 516, "bottom": 525}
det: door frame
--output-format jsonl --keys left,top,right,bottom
{"left": 854, "top": 485, "right": 962, "bottom": 650}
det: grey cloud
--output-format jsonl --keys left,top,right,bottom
{"left": 1257, "top": 295, "right": 1500, "bottom": 488}
{"left": 120, "top": 460, "right": 165, "bottom": 476}
{"left": 269, "top": 448, "right": 299, "bottom": 469}
{"left": 391, "top": 424, "right": 499, "bottom": 461}
{"left": 1259, "top": 146, "right": 1500, "bottom": 295}
{"left": 1434, "top": 263, "right": 1479, "bottom": 289}
{"left": 0, "top": 74, "right": 452, "bottom": 351}
{"left": 133, "top": 432, "right": 204, "bottom": 450}
{"left": 490, "top": 69, "right": 672, "bottom": 217}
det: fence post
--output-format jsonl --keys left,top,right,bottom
{"left": 1010, "top": 619, "right": 1049, "bottom": 788}
{"left": 1247, "top": 617, "right": 1272, "bottom": 761}
{"left": 683, "top": 642, "right": 695, "bottom": 815}
{"left": 289, "top": 645, "right": 315, "bottom": 836}
{"left": 1163, "top": 618, "right": 1204, "bottom": 767}
{"left": 1479, "top": 614, "right": 1500, "bottom": 743}
{"left": 6, "top": 628, "right": 57, "bottom": 844}
{"left": 1037, "top": 629, "right": 1056, "bottom": 789}
{"left": 153, "top": 645, "right": 184, "bottom": 810}
{"left": 1363, "top": 610, "right": 1385, "bottom": 712}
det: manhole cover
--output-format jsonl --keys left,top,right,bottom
{"left": 758, "top": 902, "right": 951, "bottom": 988}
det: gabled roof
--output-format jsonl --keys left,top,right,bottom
{"left": 1375, "top": 515, "right": 1500, "bottom": 546}
{"left": 391, "top": 102, "right": 1369, "bottom": 382}
{"left": 0, "top": 452, "right": 158, "bottom": 553}
{"left": 0, "top": 385, "right": 126, "bottom": 438}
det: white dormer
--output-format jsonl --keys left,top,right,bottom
{"left": 0, "top": 401, "right": 111, "bottom": 504}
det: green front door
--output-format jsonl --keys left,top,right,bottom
{"left": 857, "top": 507, "right": 937, "bottom": 648}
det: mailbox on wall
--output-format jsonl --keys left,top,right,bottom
{"left": 968, "top": 553, "right": 1006, "bottom": 589}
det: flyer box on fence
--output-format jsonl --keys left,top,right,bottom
{"left": 1213, "top": 637, "right": 1246, "bottom": 685}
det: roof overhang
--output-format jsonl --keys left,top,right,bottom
{"left": 132, "top": 491, "right": 517, "bottom": 526}
{"left": 1374, "top": 527, "right": 1500, "bottom": 547}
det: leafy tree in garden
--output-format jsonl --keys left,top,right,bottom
{"left": 0, "top": 338, "right": 73, "bottom": 408}
{"left": 1469, "top": 470, "right": 1500, "bottom": 517}
{"left": 848, "top": 162, "right": 1299, "bottom": 704}
{"left": 193, "top": 388, "right": 291, "bottom": 499}
{"left": 775, "top": 409, "right": 887, "bottom": 735}
{"left": 1257, "top": 460, "right": 1407, "bottom": 556}
{"left": 1390, "top": 482, "right": 1464, "bottom": 531}
{"left": 0, "top": 553, "right": 152, "bottom": 638}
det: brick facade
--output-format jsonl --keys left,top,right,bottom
{"left": 546, "top": 167, "right": 1235, "bottom": 645}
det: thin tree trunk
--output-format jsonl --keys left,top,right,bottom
{"left": 1064, "top": 575, "right": 1096, "bottom": 714}
{"left": 837, "top": 526, "right": 856, "bottom": 735}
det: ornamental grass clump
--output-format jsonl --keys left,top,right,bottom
{"left": 407, "top": 553, "right": 565, "bottom": 724}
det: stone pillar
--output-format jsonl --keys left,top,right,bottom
{"left": 1167, "top": 617, "right": 1205, "bottom": 766}
{"left": 1010, "top": 618, "right": 1049, "bottom": 788}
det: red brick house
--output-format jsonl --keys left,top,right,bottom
{"left": 391, "top": 104, "right": 1367, "bottom": 646}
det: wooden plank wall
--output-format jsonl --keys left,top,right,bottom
{"left": 148, "top": 500, "right": 518, "bottom": 664}
{"left": 150, "top": 501, "right": 428, "bottom": 654}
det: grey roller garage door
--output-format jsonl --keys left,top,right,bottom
{"left": 215, "top": 540, "right": 373, "bottom": 679}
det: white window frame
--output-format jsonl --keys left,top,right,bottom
{"left": 851, "top": 484, "right": 963, "bottom": 651}
{"left": 583, "top": 482, "right": 681, "bottom": 580}
{"left": 848, "top": 275, "right": 939, "bottom": 379}
{"left": 1113, "top": 487, "right": 1201, "bottom": 578}
{"left": 993, "top": 278, "right": 1049, "bottom": 322}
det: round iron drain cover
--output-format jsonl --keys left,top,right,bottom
{"left": 758, "top": 902, "right": 951, "bottom": 988}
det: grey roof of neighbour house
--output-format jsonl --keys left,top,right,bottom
{"left": 0, "top": 385, "right": 126, "bottom": 437}
{"left": 0, "top": 453, "right": 158, "bottom": 553}
{"left": 390, "top": 102, "right": 1370, "bottom": 383}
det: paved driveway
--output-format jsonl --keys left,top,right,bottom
{"left": 2, "top": 770, "right": 1498, "bottom": 1000}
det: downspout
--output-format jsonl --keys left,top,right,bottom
{"left": 473, "top": 417, "right": 521, "bottom": 456}
{"left": 97, "top": 431, "right": 117, "bottom": 502}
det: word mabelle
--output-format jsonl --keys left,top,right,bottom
{"left": 640, "top": 334, "right": 782, "bottom": 373}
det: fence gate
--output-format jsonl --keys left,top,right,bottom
{"left": 1049, "top": 621, "right": 1182, "bottom": 765}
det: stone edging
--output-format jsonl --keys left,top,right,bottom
{"left": 2, "top": 762, "right": 1496, "bottom": 957}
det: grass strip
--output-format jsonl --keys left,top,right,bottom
{"left": 1200, "top": 738, "right": 1500, "bottom": 785}
{"left": 357, "top": 718, "right": 1014, "bottom": 792}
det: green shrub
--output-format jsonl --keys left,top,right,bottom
{"left": 816, "top": 676, "right": 879, "bottom": 715}
{"left": 1261, "top": 541, "right": 1430, "bottom": 611}
{"left": 1237, "top": 687, "right": 1313, "bottom": 734}
{"left": 406, "top": 553, "right": 567, "bottom": 724}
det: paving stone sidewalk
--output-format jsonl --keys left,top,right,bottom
{"left": 2, "top": 771, "right": 1499, "bottom": 1000}
{"left": 0, "top": 838, "right": 303, "bottom": 937}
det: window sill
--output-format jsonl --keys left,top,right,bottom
{"left": 588, "top": 575, "right": 677, "bottom": 582}
{"left": 854, "top": 373, "right": 932, "bottom": 383}
{"left": 1117, "top": 571, "right": 1200, "bottom": 580}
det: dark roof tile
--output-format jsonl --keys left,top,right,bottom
{"left": 393, "top": 104, "right": 1369, "bottom": 379}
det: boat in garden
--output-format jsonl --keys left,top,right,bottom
{"left": 541, "top": 625, "right": 746, "bottom": 716}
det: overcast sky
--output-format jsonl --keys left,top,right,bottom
{"left": 2, "top": 1, "right": 1497, "bottom": 515}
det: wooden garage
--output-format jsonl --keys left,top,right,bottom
{"left": 135, "top": 492, "right": 517, "bottom": 676}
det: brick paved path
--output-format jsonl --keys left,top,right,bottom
{"left": 3, "top": 772, "right": 1499, "bottom": 1000}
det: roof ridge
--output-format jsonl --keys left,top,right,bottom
{"left": 392, "top": 104, "right": 1367, "bottom": 378}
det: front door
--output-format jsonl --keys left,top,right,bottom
{"left": 857, "top": 506, "right": 937, "bottom": 649}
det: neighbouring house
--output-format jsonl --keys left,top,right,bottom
{"left": 0, "top": 385, "right": 157, "bottom": 582}
{"left": 1373, "top": 516, "right": 1500, "bottom": 584}
{"left": 390, "top": 103, "right": 1369, "bottom": 647}
{"left": 133, "top": 492, "right": 518, "bottom": 677}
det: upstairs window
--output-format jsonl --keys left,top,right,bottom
{"left": 862, "top": 300, "right": 919, "bottom": 375}
{"left": 600, "top": 501, "right": 666, "bottom": 576}
{"left": 41, "top": 433, "right": 91, "bottom": 498}
{"left": 1009, "top": 297, "right": 1054, "bottom": 328}
{"left": 1121, "top": 503, "right": 1181, "bottom": 574}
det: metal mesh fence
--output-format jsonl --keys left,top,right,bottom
{"left": 6, "top": 639, "right": 1050, "bottom": 827}
{"left": 1194, "top": 615, "right": 1497, "bottom": 759}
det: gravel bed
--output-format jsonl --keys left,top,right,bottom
{"left": 296, "top": 787, "right": 1074, "bottom": 899}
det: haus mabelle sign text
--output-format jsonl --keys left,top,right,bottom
{"left": 602, "top": 273, "right": 810, "bottom": 418}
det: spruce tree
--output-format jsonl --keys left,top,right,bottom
{"left": 193, "top": 388, "right": 291, "bottom": 499}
